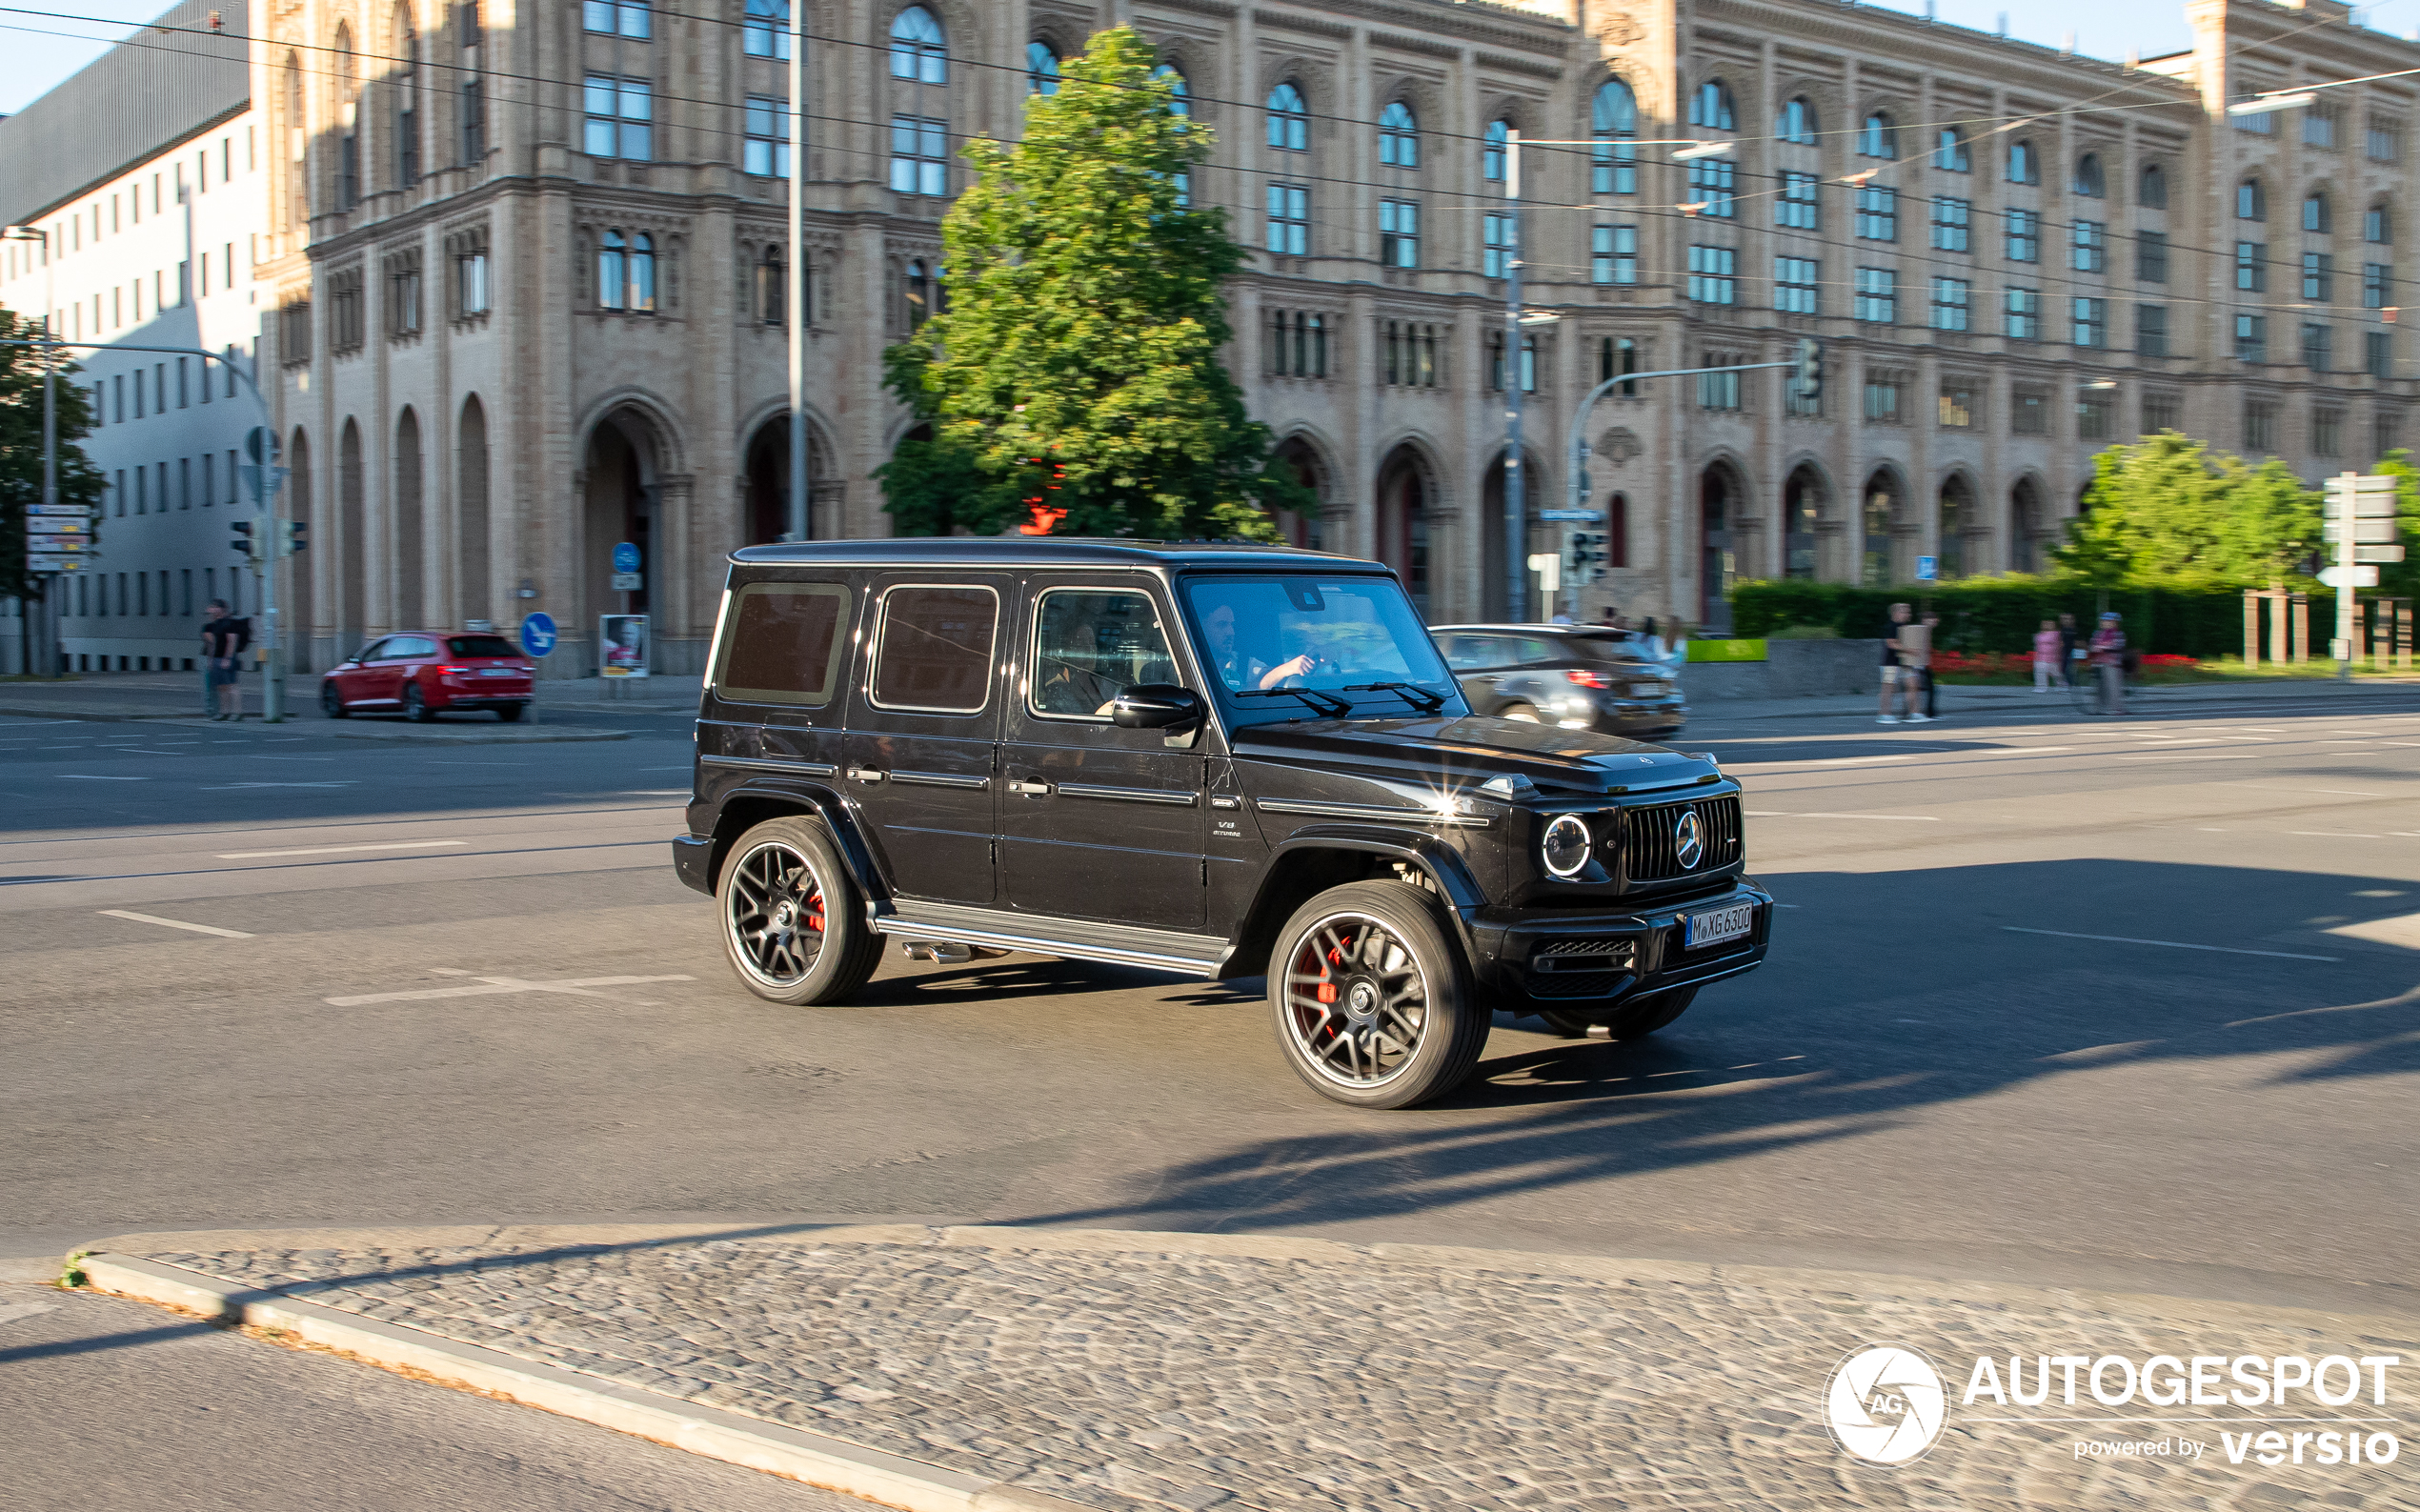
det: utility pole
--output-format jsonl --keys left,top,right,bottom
{"left": 784, "top": 0, "right": 807, "bottom": 543}
{"left": 1501, "top": 131, "right": 1525, "bottom": 625}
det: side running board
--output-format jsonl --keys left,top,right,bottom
{"left": 871, "top": 902, "right": 1228, "bottom": 979}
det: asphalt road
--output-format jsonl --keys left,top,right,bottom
{"left": 4, "top": 688, "right": 2419, "bottom": 1502}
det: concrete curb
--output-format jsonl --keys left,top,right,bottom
{"left": 79, "top": 1251, "right": 1107, "bottom": 1512}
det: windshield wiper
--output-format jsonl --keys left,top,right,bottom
{"left": 1233, "top": 686, "right": 1352, "bottom": 716}
{"left": 1341, "top": 681, "right": 1447, "bottom": 713}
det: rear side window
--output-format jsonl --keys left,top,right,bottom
{"left": 387, "top": 636, "right": 439, "bottom": 659}
{"left": 871, "top": 584, "right": 998, "bottom": 713}
{"left": 716, "top": 582, "right": 852, "bottom": 707}
{"left": 448, "top": 635, "right": 518, "bottom": 658}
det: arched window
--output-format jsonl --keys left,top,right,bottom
{"left": 1026, "top": 40, "right": 1059, "bottom": 95}
{"left": 1266, "top": 81, "right": 1307, "bottom": 151}
{"left": 393, "top": 4, "right": 419, "bottom": 187}
{"left": 1482, "top": 118, "right": 1508, "bottom": 182}
{"left": 2368, "top": 201, "right": 2392, "bottom": 245}
{"left": 2305, "top": 192, "right": 2330, "bottom": 233}
{"left": 283, "top": 52, "right": 307, "bottom": 227}
{"left": 1781, "top": 96, "right": 1816, "bottom": 145}
{"left": 1379, "top": 101, "right": 1418, "bottom": 168}
{"left": 1688, "top": 79, "right": 1735, "bottom": 131}
{"left": 1859, "top": 111, "right": 1897, "bottom": 159}
{"left": 629, "top": 233, "right": 655, "bottom": 312}
{"left": 2139, "top": 163, "right": 2167, "bottom": 209}
{"left": 1153, "top": 64, "right": 1190, "bottom": 204}
{"left": 757, "top": 244, "right": 784, "bottom": 324}
{"left": 2073, "top": 151, "right": 2105, "bottom": 197}
{"left": 905, "top": 258, "right": 934, "bottom": 329}
{"left": 890, "top": 7, "right": 945, "bottom": 82}
{"left": 2238, "top": 177, "right": 2266, "bottom": 221}
{"left": 743, "top": 0, "right": 789, "bottom": 58}
{"left": 2007, "top": 139, "right": 2037, "bottom": 185}
{"left": 598, "top": 231, "right": 626, "bottom": 311}
{"left": 1934, "top": 128, "right": 1969, "bottom": 172}
{"left": 1591, "top": 79, "right": 1636, "bottom": 195}
{"left": 334, "top": 23, "right": 360, "bottom": 209}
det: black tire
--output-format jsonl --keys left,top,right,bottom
{"left": 495, "top": 703, "right": 526, "bottom": 722}
{"left": 716, "top": 815, "right": 883, "bottom": 1007}
{"left": 404, "top": 683, "right": 435, "bottom": 722}
{"left": 1603, "top": 986, "right": 1697, "bottom": 1041}
{"left": 1268, "top": 880, "right": 1489, "bottom": 1109}
{"left": 1500, "top": 702, "right": 1542, "bottom": 723}
{"left": 320, "top": 682, "right": 348, "bottom": 718}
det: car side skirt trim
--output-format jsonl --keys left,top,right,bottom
{"left": 1055, "top": 782, "right": 1199, "bottom": 806}
{"left": 875, "top": 911, "right": 1225, "bottom": 978}
{"left": 1254, "top": 796, "right": 1491, "bottom": 828}
{"left": 702, "top": 756, "right": 841, "bottom": 777}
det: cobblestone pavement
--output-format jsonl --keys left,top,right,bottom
{"left": 116, "top": 1227, "right": 2420, "bottom": 1512}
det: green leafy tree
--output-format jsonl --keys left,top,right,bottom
{"left": 2369, "top": 449, "right": 2420, "bottom": 602}
{"left": 876, "top": 28, "right": 1307, "bottom": 540}
{"left": 2054, "top": 433, "right": 2320, "bottom": 586}
{"left": 1, "top": 306, "right": 106, "bottom": 604}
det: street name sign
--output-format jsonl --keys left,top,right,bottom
{"left": 2321, "top": 565, "right": 2381, "bottom": 588}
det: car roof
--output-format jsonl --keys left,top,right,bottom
{"left": 731, "top": 538, "right": 1385, "bottom": 572}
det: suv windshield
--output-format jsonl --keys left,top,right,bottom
{"left": 1182, "top": 575, "right": 1457, "bottom": 721}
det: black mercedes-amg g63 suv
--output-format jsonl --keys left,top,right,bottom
{"left": 674, "top": 539, "right": 1770, "bottom": 1108}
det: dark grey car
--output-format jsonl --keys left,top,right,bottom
{"left": 1433, "top": 624, "right": 1686, "bottom": 738}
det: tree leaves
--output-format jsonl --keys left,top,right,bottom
{"left": 0, "top": 306, "right": 106, "bottom": 603}
{"left": 2055, "top": 433, "right": 2322, "bottom": 588}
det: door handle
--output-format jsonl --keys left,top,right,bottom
{"left": 1005, "top": 779, "right": 1051, "bottom": 796}
{"left": 846, "top": 766, "right": 886, "bottom": 783}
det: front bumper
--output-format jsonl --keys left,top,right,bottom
{"left": 1464, "top": 876, "right": 1771, "bottom": 1006}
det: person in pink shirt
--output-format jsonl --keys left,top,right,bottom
{"left": 2032, "top": 618, "right": 2062, "bottom": 693}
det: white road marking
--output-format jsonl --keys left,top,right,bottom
{"left": 2004, "top": 926, "right": 2336, "bottom": 961}
{"left": 2242, "top": 786, "right": 2386, "bottom": 797}
{"left": 198, "top": 781, "right": 357, "bottom": 789}
{"left": 2289, "top": 831, "right": 2383, "bottom": 837}
{"left": 97, "top": 909, "right": 255, "bottom": 939}
{"left": 326, "top": 973, "right": 695, "bottom": 1007}
{"left": 1753, "top": 811, "right": 1942, "bottom": 822}
{"left": 2113, "top": 752, "right": 2267, "bottom": 761}
{"left": 56, "top": 775, "right": 148, "bottom": 780}
{"left": 216, "top": 839, "right": 473, "bottom": 859}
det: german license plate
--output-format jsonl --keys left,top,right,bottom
{"left": 1629, "top": 682, "right": 1665, "bottom": 697}
{"left": 482, "top": 668, "right": 519, "bottom": 676}
{"left": 1684, "top": 903, "right": 1755, "bottom": 949}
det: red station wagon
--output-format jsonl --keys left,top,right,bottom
{"left": 320, "top": 632, "right": 536, "bottom": 721}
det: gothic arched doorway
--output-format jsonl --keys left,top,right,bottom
{"left": 1862, "top": 468, "right": 1904, "bottom": 586}
{"left": 1783, "top": 464, "right": 1825, "bottom": 580}
{"left": 744, "top": 413, "right": 829, "bottom": 545}
{"left": 1376, "top": 444, "right": 1433, "bottom": 616}
{"left": 1267, "top": 434, "right": 1329, "bottom": 549}
{"left": 1699, "top": 461, "right": 1744, "bottom": 630}
{"left": 582, "top": 407, "right": 671, "bottom": 672}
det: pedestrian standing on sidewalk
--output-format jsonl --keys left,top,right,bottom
{"left": 1920, "top": 612, "right": 1944, "bottom": 720}
{"left": 200, "top": 598, "right": 250, "bottom": 720}
{"left": 2032, "top": 618, "right": 2063, "bottom": 692}
{"left": 1878, "top": 602, "right": 1916, "bottom": 724}
{"left": 2089, "top": 612, "right": 2128, "bottom": 715}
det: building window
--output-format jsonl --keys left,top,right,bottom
{"left": 2137, "top": 230, "right": 2168, "bottom": 283}
{"left": 2305, "top": 106, "right": 2338, "bottom": 150}
{"left": 1930, "top": 277, "right": 1970, "bottom": 332}
{"left": 1592, "top": 80, "right": 1637, "bottom": 195}
{"left": 1689, "top": 79, "right": 1736, "bottom": 131}
{"left": 2246, "top": 399, "right": 2276, "bottom": 453}
{"left": 2238, "top": 178, "right": 2266, "bottom": 221}
{"left": 1854, "top": 266, "right": 1896, "bottom": 323}
{"left": 2305, "top": 192, "right": 2331, "bottom": 234}
{"left": 2370, "top": 118, "right": 2403, "bottom": 162}
{"left": 1591, "top": 224, "right": 1637, "bottom": 285}
{"left": 2006, "top": 286, "right": 2040, "bottom": 340}
{"left": 2007, "top": 209, "right": 2039, "bottom": 263}
{"left": 329, "top": 269, "right": 364, "bottom": 352}
{"left": 1379, "top": 101, "right": 1418, "bottom": 168}
{"left": 1781, "top": 96, "right": 1816, "bottom": 145}
{"left": 2380, "top": 409, "right": 2405, "bottom": 457}
{"left": 2314, "top": 408, "right": 2344, "bottom": 456}
{"left": 2139, "top": 164, "right": 2168, "bottom": 209}
{"left": 1939, "top": 386, "right": 1974, "bottom": 428}
{"left": 455, "top": 248, "right": 489, "bottom": 315}
{"left": 1697, "top": 359, "right": 1742, "bottom": 413}
{"left": 395, "top": 12, "right": 420, "bottom": 187}
{"left": 1265, "top": 183, "right": 1308, "bottom": 256}
{"left": 1600, "top": 335, "right": 1639, "bottom": 396}
{"left": 2235, "top": 312, "right": 2267, "bottom": 363}
{"left": 1153, "top": 64, "right": 1190, "bottom": 205}
{"left": 2007, "top": 138, "right": 2036, "bottom": 184}
{"left": 2304, "top": 252, "right": 2334, "bottom": 302}
{"left": 2071, "top": 220, "right": 2106, "bottom": 272}
{"left": 1381, "top": 321, "right": 1438, "bottom": 387}
{"left": 1485, "top": 332, "right": 1536, "bottom": 393}
{"left": 1859, "top": 111, "right": 1898, "bottom": 159}
{"left": 1687, "top": 155, "right": 1736, "bottom": 217}
{"left": 1775, "top": 255, "right": 1819, "bottom": 314}
{"left": 1266, "top": 81, "right": 1307, "bottom": 151}
{"left": 743, "top": 0, "right": 789, "bottom": 58}
{"left": 1930, "top": 196, "right": 1970, "bottom": 252}
{"left": 756, "top": 245, "right": 784, "bottom": 324}
{"left": 2137, "top": 303, "right": 2168, "bottom": 357}
{"left": 744, "top": 96, "right": 791, "bottom": 177}
{"left": 2369, "top": 203, "right": 2393, "bottom": 246}
{"left": 2012, "top": 390, "right": 2048, "bottom": 434}
{"left": 1934, "top": 128, "right": 1970, "bottom": 172}
{"left": 2369, "top": 333, "right": 2394, "bottom": 382}
{"left": 386, "top": 252, "right": 421, "bottom": 335}
{"left": 890, "top": 116, "right": 947, "bottom": 195}
{"left": 2236, "top": 241, "right": 2268, "bottom": 292}
{"left": 903, "top": 258, "right": 941, "bottom": 330}
{"left": 1482, "top": 118, "right": 1507, "bottom": 182}
{"left": 279, "top": 298, "right": 312, "bottom": 365}
{"left": 583, "top": 0, "right": 649, "bottom": 36}
{"left": 1778, "top": 171, "right": 1818, "bottom": 230}
{"left": 458, "top": 2, "right": 485, "bottom": 162}
{"left": 2071, "top": 297, "right": 2107, "bottom": 348}
{"left": 2368, "top": 263, "right": 2393, "bottom": 309}
{"left": 584, "top": 76, "right": 653, "bottom": 160}
{"left": 2143, "top": 393, "right": 2181, "bottom": 432}
{"left": 2303, "top": 322, "right": 2332, "bottom": 373}
{"left": 1026, "top": 40, "right": 1059, "bottom": 95}
{"left": 1855, "top": 186, "right": 1897, "bottom": 241}
{"left": 2235, "top": 103, "right": 2274, "bottom": 136}
{"left": 1864, "top": 374, "right": 1902, "bottom": 423}
{"left": 598, "top": 232, "right": 624, "bottom": 310}
{"left": 890, "top": 7, "right": 945, "bottom": 83}
{"left": 1483, "top": 212, "right": 1513, "bottom": 279}
{"left": 1686, "top": 244, "right": 1736, "bottom": 305}
{"left": 2078, "top": 395, "right": 2113, "bottom": 441}
{"left": 2073, "top": 152, "right": 2105, "bottom": 197}
{"left": 1379, "top": 199, "right": 1419, "bottom": 268}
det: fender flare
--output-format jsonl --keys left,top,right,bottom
{"left": 710, "top": 781, "right": 891, "bottom": 907}
{"left": 1221, "top": 824, "right": 1490, "bottom": 979}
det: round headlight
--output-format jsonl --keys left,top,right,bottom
{"left": 1540, "top": 814, "right": 1592, "bottom": 878}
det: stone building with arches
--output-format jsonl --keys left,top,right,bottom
{"left": 106, "top": 0, "right": 2410, "bottom": 670}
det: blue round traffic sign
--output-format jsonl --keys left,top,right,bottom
{"left": 519, "top": 612, "right": 558, "bottom": 658}
{"left": 613, "top": 541, "right": 641, "bottom": 574}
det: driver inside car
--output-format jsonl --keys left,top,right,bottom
{"left": 1200, "top": 597, "right": 1317, "bottom": 691}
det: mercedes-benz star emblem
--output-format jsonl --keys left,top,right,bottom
{"left": 1673, "top": 810, "right": 1704, "bottom": 871}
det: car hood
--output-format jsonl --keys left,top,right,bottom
{"left": 1230, "top": 715, "right": 1719, "bottom": 798}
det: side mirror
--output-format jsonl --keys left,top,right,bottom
{"left": 1112, "top": 683, "right": 1203, "bottom": 732}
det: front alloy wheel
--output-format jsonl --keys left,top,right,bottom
{"left": 716, "top": 816, "right": 882, "bottom": 1006}
{"left": 404, "top": 683, "right": 434, "bottom": 722}
{"left": 1269, "top": 880, "right": 1489, "bottom": 1109}
{"left": 320, "top": 682, "right": 347, "bottom": 718}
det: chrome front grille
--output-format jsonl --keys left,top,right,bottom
{"left": 1620, "top": 794, "right": 1744, "bottom": 882}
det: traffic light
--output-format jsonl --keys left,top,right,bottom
{"left": 280, "top": 519, "right": 309, "bottom": 557}
{"left": 1567, "top": 532, "right": 1589, "bottom": 578}
{"left": 1794, "top": 336, "right": 1824, "bottom": 401}
{"left": 230, "top": 518, "right": 257, "bottom": 560}
{"left": 1578, "top": 532, "right": 1610, "bottom": 583}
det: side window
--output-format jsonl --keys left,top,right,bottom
{"left": 395, "top": 636, "right": 438, "bottom": 658}
{"left": 1441, "top": 635, "right": 1491, "bottom": 672}
{"left": 715, "top": 581, "right": 851, "bottom": 706}
{"left": 356, "top": 637, "right": 392, "bottom": 662}
{"left": 871, "top": 583, "right": 998, "bottom": 713}
{"left": 1029, "top": 589, "right": 1179, "bottom": 719}
{"left": 1517, "top": 637, "right": 1561, "bottom": 665}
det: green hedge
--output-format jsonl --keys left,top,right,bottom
{"left": 1730, "top": 578, "right": 2259, "bottom": 658}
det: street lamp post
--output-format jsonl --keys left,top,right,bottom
{"left": 1501, "top": 131, "right": 1525, "bottom": 625}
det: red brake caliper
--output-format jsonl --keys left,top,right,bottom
{"left": 803, "top": 887, "right": 825, "bottom": 933}
{"left": 1316, "top": 939, "right": 1344, "bottom": 1004}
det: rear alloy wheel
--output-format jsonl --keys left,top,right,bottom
{"left": 718, "top": 816, "right": 882, "bottom": 1006}
{"left": 404, "top": 683, "right": 435, "bottom": 722}
{"left": 1500, "top": 702, "right": 1542, "bottom": 722}
{"left": 1269, "top": 880, "right": 1489, "bottom": 1109}
{"left": 320, "top": 682, "right": 348, "bottom": 719}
